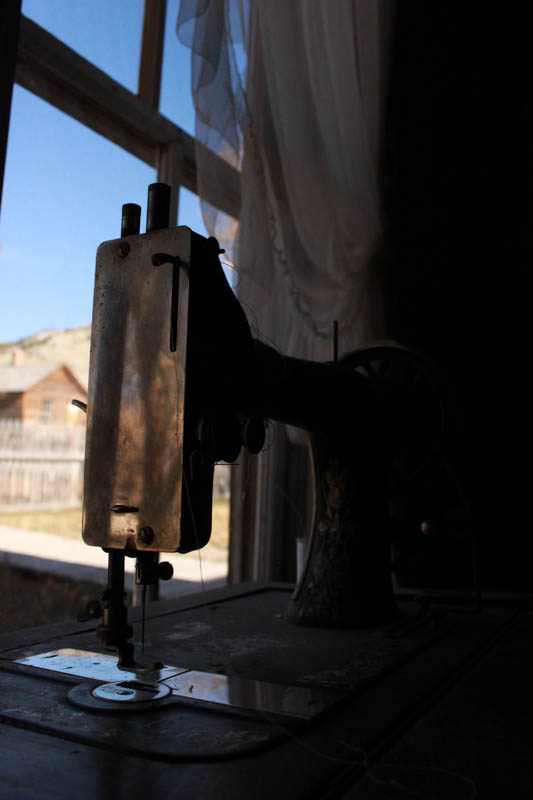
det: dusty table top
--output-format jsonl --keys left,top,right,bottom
{"left": 0, "top": 583, "right": 529, "bottom": 799}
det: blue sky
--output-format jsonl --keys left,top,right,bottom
{"left": 0, "top": 0, "right": 209, "bottom": 343}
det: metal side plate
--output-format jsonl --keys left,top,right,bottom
{"left": 83, "top": 226, "right": 192, "bottom": 552}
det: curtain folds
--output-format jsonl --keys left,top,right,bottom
{"left": 178, "top": 0, "right": 393, "bottom": 581}
{"left": 178, "top": 0, "right": 393, "bottom": 360}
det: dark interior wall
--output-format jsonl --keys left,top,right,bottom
{"left": 383, "top": 4, "right": 531, "bottom": 589}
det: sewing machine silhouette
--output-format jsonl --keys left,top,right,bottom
{"left": 41, "top": 183, "right": 443, "bottom": 714}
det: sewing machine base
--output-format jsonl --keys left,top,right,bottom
{"left": 1, "top": 585, "right": 437, "bottom": 760}
{"left": 0, "top": 583, "right": 530, "bottom": 798}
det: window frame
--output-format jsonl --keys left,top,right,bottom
{"left": 2, "top": 1, "right": 240, "bottom": 224}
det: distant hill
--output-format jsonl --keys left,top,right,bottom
{"left": 0, "top": 326, "right": 91, "bottom": 389}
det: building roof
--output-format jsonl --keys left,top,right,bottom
{"left": 0, "top": 363, "right": 64, "bottom": 392}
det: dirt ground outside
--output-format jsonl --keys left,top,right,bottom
{"left": 0, "top": 499, "right": 229, "bottom": 561}
{"left": 0, "top": 561, "right": 104, "bottom": 633}
{"left": 0, "top": 500, "right": 229, "bottom": 632}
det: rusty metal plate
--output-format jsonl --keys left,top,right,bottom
{"left": 83, "top": 226, "right": 192, "bottom": 551}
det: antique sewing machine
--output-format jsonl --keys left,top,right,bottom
{"left": 9, "top": 183, "right": 444, "bottom": 720}
{"left": 4, "top": 184, "right": 518, "bottom": 799}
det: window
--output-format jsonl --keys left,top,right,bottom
{"left": 1, "top": 85, "right": 156, "bottom": 345}
{"left": 41, "top": 399, "right": 51, "bottom": 424}
{"left": 0, "top": 1, "right": 239, "bottom": 630}
{"left": 159, "top": 0, "right": 196, "bottom": 135}
{"left": 22, "top": 0, "right": 144, "bottom": 93}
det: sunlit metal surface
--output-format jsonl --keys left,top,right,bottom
{"left": 83, "top": 226, "right": 192, "bottom": 552}
{"left": 163, "top": 670, "right": 343, "bottom": 720}
{"left": 15, "top": 649, "right": 186, "bottom": 683}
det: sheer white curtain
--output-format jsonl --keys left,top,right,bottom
{"left": 178, "top": 0, "right": 393, "bottom": 360}
{"left": 178, "top": 0, "right": 394, "bottom": 579}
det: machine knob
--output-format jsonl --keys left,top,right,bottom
{"left": 198, "top": 415, "right": 242, "bottom": 463}
{"left": 190, "top": 448, "right": 206, "bottom": 480}
{"left": 135, "top": 553, "right": 173, "bottom": 585}
{"left": 157, "top": 562, "right": 174, "bottom": 581}
{"left": 243, "top": 416, "right": 266, "bottom": 454}
{"left": 420, "top": 519, "right": 435, "bottom": 536}
{"left": 77, "top": 598, "right": 103, "bottom": 622}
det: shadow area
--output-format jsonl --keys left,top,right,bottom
{"left": 0, "top": 549, "right": 227, "bottom": 599}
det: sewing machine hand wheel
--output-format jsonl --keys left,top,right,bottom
{"left": 340, "top": 341, "right": 461, "bottom": 546}
{"left": 340, "top": 340, "right": 445, "bottom": 490}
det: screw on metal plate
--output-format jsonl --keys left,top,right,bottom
{"left": 139, "top": 525, "right": 155, "bottom": 545}
{"left": 118, "top": 241, "right": 130, "bottom": 257}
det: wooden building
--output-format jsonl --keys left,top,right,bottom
{"left": 0, "top": 362, "right": 87, "bottom": 425}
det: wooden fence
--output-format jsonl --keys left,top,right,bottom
{"left": 0, "top": 420, "right": 231, "bottom": 509}
{"left": 0, "top": 420, "right": 85, "bottom": 509}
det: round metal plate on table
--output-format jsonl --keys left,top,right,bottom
{"left": 92, "top": 680, "right": 171, "bottom": 703}
{"left": 67, "top": 679, "right": 174, "bottom": 713}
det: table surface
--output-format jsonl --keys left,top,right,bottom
{"left": 1, "top": 582, "right": 531, "bottom": 799}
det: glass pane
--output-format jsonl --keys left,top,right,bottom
{"left": 159, "top": 0, "right": 195, "bottom": 135}
{"left": 22, "top": 0, "right": 144, "bottom": 94}
{"left": 0, "top": 85, "right": 155, "bottom": 371}
{"left": 0, "top": 88, "right": 228, "bottom": 629}
{"left": 0, "top": 85, "right": 152, "bottom": 628}
{"left": 178, "top": 185, "right": 208, "bottom": 235}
